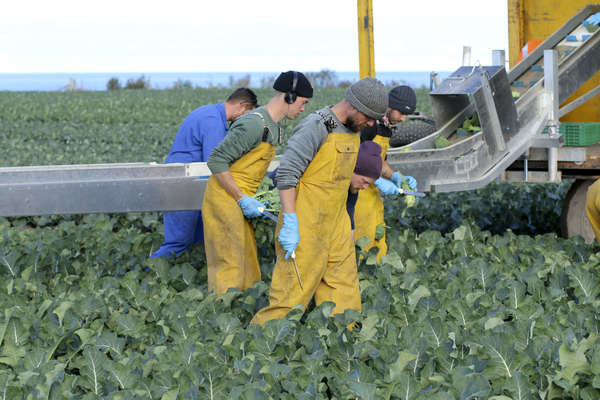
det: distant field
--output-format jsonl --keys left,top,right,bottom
{"left": 0, "top": 87, "right": 431, "bottom": 167}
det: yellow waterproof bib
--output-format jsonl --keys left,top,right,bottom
{"left": 252, "top": 132, "right": 361, "bottom": 326}
{"left": 354, "top": 134, "right": 390, "bottom": 262}
{"left": 203, "top": 141, "right": 276, "bottom": 294}
{"left": 586, "top": 179, "right": 600, "bottom": 244}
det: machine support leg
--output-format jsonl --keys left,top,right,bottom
{"left": 544, "top": 49, "right": 560, "bottom": 182}
{"left": 548, "top": 148, "right": 558, "bottom": 182}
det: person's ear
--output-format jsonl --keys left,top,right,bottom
{"left": 242, "top": 102, "right": 255, "bottom": 112}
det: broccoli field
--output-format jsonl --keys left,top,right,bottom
{"left": 1, "top": 88, "right": 599, "bottom": 399}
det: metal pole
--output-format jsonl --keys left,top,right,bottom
{"left": 544, "top": 49, "right": 560, "bottom": 182}
{"left": 462, "top": 46, "right": 472, "bottom": 66}
{"left": 357, "top": 0, "right": 375, "bottom": 78}
{"left": 429, "top": 71, "right": 440, "bottom": 90}
{"left": 492, "top": 50, "right": 506, "bottom": 67}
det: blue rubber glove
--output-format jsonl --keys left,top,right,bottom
{"left": 585, "top": 12, "right": 600, "bottom": 26}
{"left": 278, "top": 213, "right": 299, "bottom": 259}
{"left": 237, "top": 195, "right": 266, "bottom": 219}
{"left": 391, "top": 171, "right": 417, "bottom": 190}
{"left": 374, "top": 177, "right": 399, "bottom": 196}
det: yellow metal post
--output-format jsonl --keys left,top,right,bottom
{"left": 357, "top": 0, "right": 375, "bottom": 78}
{"left": 507, "top": 0, "right": 524, "bottom": 69}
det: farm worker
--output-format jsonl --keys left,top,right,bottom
{"left": 267, "top": 140, "right": 382, "bottom": 237}
{"left": 586, "top": 179, "right": 600, "bottom": 244}
{"left": 203, "top": 71, "right": 313, "bottom": 294}
{"left": 252, "top": 77, "right": 388, "bottom": 325}
{"left": 346, "top": 141, "right": 384, "bottom": 240}
{"left": 151, "top": 88, "right": 258, "bottom": 258}
{"left": 354, "top": 85, "right": 419, "bottom": 262}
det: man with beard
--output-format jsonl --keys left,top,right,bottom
{"left": 252, "top": 77, "right": 388, "bottom": 325}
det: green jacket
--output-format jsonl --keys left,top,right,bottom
{"left": 207, "top": 106, "right": 280, "bottom": 173}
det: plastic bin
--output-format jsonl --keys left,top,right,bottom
{"left": 542, "top": 122, "right": 600, "bottom": 146}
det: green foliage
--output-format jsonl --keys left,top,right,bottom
{"left": 0, "top": 88, "right": 595, "bottom": 398}
{"left": 254, "top": 177, "right": 280, "bottom": 213}
{"left": 106, "top": 77, "right": 121, "bottom": 91}
{"left": 386, "top": 180, "right": 571, "bottom": 236}
{"left": 0, "top": 87, "right": 432, "bottom": 165}
{"left": 305, "top": 69, "right": 339, "bottom": 88}
{"left": 171, "top": 79, "right": 193, "bottom": 89}
{"left": 414, "top": 87, "right": 432, "bottom": 116}
{"left": 228, "top": 74, "right": 250, "bottom": 88}
{"left": 0, "top": 215, "right": 599, "bottom": 397}
{"left": 434, "top": 136, "right": 451, "bottom": 148}
{"left": 0, "top": 88, "right": 349, "bottom": 166}
{"left": 462, "top": 113, "right": 481, "bottom": 132}
{"left": 124, "top": 75, "right": 149, "bottom": 90}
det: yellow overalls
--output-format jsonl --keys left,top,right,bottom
{"left": 252, "top": 131, "right": 361, "bottom": 325}
{"left": 203, "top": 140, "right": 275, "bottom": 295}
{"left": 353, "top": 134, "right": 390, "bottom": 262}
{"left": 586, "top": 179, "right": 600, "bottom": 244}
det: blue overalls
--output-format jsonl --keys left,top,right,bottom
{"left": 151, "top": 103, "right": 228, "bottom": 258}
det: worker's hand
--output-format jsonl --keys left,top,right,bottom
{"left": 381, "top": 115, "right": 392, "bottom": 129}
{"left": 278, "top": 213, "right": 299, "bottom": 259}
{"left": 585, "top": 11, "right": 600, "bottom": 26}
{"left": 391, "top": 171, "right": 417, "bottom": 190}
{"left": 237, "top": 195, "right": 266, "bottom": 218}
{"left": 374, "top": 177, "right": 399, "bottom": 196}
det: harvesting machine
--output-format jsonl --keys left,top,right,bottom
{"left": 1, "top": 1, "right": 600, "bottom": 243}
{"left": 383, "top": 1, "right": 600, "bottom": 242}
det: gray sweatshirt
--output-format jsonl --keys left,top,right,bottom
{"left": 276, "top": 107, "right": 355, "bottom": 190}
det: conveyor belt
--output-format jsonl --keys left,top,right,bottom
{"left": 385, "top": 5, "right": 600, "bottom": 193}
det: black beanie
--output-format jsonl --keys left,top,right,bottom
{"left": 273, "top": 71, "right": 313, "bottom": 98}
{"left": 388, "top": 85, "right": 417, "bottom": 115}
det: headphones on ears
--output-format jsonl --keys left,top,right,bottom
{"left": 284, "top": 71, "right": 298, "bottom": 104}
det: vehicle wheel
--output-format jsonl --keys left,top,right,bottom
{"left": 390, "top": 118, "right": 437, "bottom": 147}
{"left": 561, "top": 179, "right": 595, "bottom": 244}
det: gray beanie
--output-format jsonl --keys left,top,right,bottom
{"left": 345, "top": 77, "right": 388, "bottom": 120}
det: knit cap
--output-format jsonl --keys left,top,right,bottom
{"left": 273, "top": 71, "right": 313, "bottom": 98}
{"left": 354, "top": 141, "right": 382, "bottom": 180}
{"left": 345, "top": 77, "right": 388, "bottom": 120}
{"left": 388, "top": 85, "right": 417, "bottom": 115}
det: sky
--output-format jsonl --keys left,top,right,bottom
{"left": 1, "top": 0, "right": 509, "bottom": 73}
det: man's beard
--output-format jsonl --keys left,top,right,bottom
{"left": 344, "top": 115, "right": 362, "bottom": 132}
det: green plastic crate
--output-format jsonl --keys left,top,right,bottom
{"left": 542, "top": 122, "right": 600, "bottom": 146}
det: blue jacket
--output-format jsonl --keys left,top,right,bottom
{"left": 165, "top": 103, "right": 228, "bottom": 163}
{"left": 151, "top": 103, "right": 228, "bottom": 258}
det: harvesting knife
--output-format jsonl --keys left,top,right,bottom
{"left": 290, "top": 252, "right": 303, "bottom": 290}
{"left": 257, "top": 207, "right": 279, "bottom": 222}
{"left": 398, "top": 189, "right": 426, "bottom": 197}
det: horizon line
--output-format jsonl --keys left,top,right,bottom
{"left": 0, "top": 70, "right": 453, "bottom": 75}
